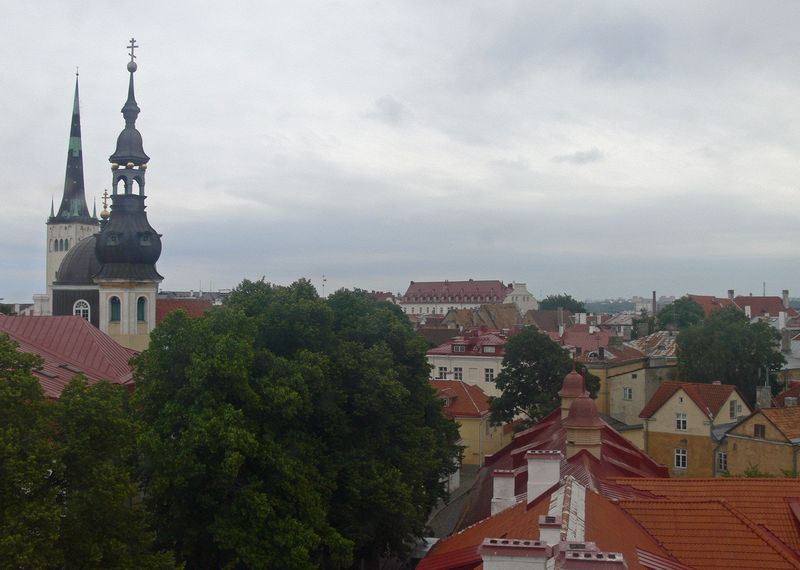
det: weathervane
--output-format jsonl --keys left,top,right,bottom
{"left": 127, "top": 37, "right": 139, "bottom": 62}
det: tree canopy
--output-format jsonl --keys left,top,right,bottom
{"left": 539, "top": 294, "right": 586, "bottom": 313}
{"left": 677, "top": 306, "right": 785, "bottom": 403}
{"left": 489, "top": 327, "right": 599, "bottom": 425}
{"left": 0, "top": 334, "right": 176, "bottom": 569}
{"left": 656, "top": 296, "right": 705, "bottom": 331}
{"left": 134, "top": 280, "right": 459, "bottom": 569}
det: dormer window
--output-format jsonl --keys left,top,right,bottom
{"left": 482, "top": 345, "right": 496, "bottom": 354}
{"left": 453, "top": 344, "right": 466, "bottom": 353}
{"left": 139, "top": 232, "right": 152, "bottom": 246}
{"left": 108, "top": 232, "right": 120, "bottom": 246}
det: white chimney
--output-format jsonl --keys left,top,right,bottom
{"left": 785, "top": 397, "right": 798, "bottom": 408}
{"left": 783, "top": 289, "right": 790, "bottom": 309}
{"left": 538, "top": 515, "right": 561, "bottom": 546}
{"left": 479, "top": 538, "right": 549, "bottom": 570}
{"left": 491, "top": 469, "right": 518, "bottom": 515}
{"left": 779, "top": 311, "right": 787, "bottom": 331}
{"left": 526, "top": 450, "right": 562, "bottom": 504}
{"left": 745, "top": 305, "right": 752, "bottom": 318}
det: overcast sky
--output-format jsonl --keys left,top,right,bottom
{"left": 2, "top": 1, "right": 799, "bottom": 302}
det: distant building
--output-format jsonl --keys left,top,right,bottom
{"left": 399, "top": 280, "right": 538, "bottom": 317}
{"left": 426, "top": 330, "right": 507, "bottom": 398}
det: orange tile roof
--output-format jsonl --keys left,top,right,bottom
{"left": 760, "top": 407, "right": 800, "bottom": 440}
{"left": 639, "top": 381, "right": 743, "bottom": 420}
{"left": 432, "top": 380, "right": 490, "bottom": 418}
{"left": 419, "top": 496, "right": 551, "bottom": 570}
{"left": 612, "top": 478, "right": 800, "bottom": 554}
{"left": 618, "top": 500, "right": 800, "bottom": 569}
{"left": 584, "top": 490, "right": 670, "bottom": 570}
{"left": 735, "top": 296, "right": 798, "bottom": 318}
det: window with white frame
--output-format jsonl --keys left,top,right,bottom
{"left": 717, "top": 452, "right": 728, "bottom": 472}
{"left": 675, "top": 448, "right": 687, "bottom": 469}
{"left": 453, "top": 345, "right": 466, "bottom": 353}
{"left": 438, "top": 366, "right": 447, "bottom": 379}
{"left": 729, "top": 400, "right": 737, "bottom": 420}
{"left": 676, "top": 413, "right": 687, "bottom": 431}
{"left": 485, "top": 368, "right": 494, "bottom": 382}
{"left": 623, "top": 387, "right": 633, "bottom": 400}
{"left": 73, "top": 299, "right": 90, "bottom": 321}
{"left": 453, "top": 367, "right": 463, "bottom": 380}
{"left": 482, "top": 345, "right": 496, "bottom": 354}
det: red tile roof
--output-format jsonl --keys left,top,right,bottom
{"left": 155, "top": 298, "right": 213, "bottom": 324}
{"left": 561, "top": 328, "right": 615, "bottom": 353}
{"left": 402, "top": 280, "right": 511, "bottom": 303}
{"left": 735, "top": 295, "right": 798, "bottom": 318}
{"left": 427, "top": 331, "right": 508, "bottom": 358}
{"left": 461, "top": 405, "right": 668, "bottom": 527}
{"left": 759, "top": 407, "right": 800, "bottom": 440}
{"left": 0, "top": 315, "right": 136, "bottom": 398}
{"left": 774, "top": 381, "right": 800, "bottom": 407}
{"left": 432, "top": 380, "right": 490, "bottom": 419}
{"left": 638, "top": 381, "right": 744, "bottom": 420}
{"left": 687, "top": 294, "right": 737, "bottom": 318}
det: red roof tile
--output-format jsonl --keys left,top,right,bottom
{"left": 427, "top": 331, "right": 508, "bottom": 358}
{"left": 735, "top": 296, "right": 798, "bottom": 318}
{"left": 432, "top": 380, "right": 491, "bottom": 419}
{"left": 687, "top": 294, "right": 737, "bottom": 318}
{"left": 774, "top": 381, "right": 800, "bottom": 407}
{"left": 155, "top": 298, "right": 212, "bottom": 324}
{"left": 0, "top": 315, "right": 136, "bottom": 398}
{"left": 402, "top": 280, "right": 511, "bottom": 303}
{"left": 638, "top": 381, "right": 744, "bottom": 420}
{"left": 760, "top": 407, "right": 800, "bottom": 440}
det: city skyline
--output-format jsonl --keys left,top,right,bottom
{"left": 2, "top": 2, "right": 799, "bottom": 302}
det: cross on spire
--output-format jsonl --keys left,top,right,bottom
{"left": 127, "top": 37, "right": 138, "bottom": 62}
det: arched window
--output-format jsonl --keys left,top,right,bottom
{"left": 59, "top": 239, "right": 64, "bottom": 251}
{"left": 64, "top": 238, "right": 69, "bottom": 251}
{"left": 137, "top": 297, "right": 146, "bottom": 322}
{"left": 109, "top": 296, "right": 121, "bottom": 322}
{"left": 73, "top": 299, "right": 90, "bottom": 321}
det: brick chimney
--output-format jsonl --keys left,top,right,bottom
{"left": 526, "top": 450, "right": 562, "bottom": 504}
{"left": 491, "top": 469, "right": 518, "bottom": 515}
{"left": 784, "top": 289, "right": 790, "bottom": 309}
{"left": 728, "top": 289, "right": 735, "bottom": 300}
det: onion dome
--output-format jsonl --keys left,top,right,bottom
{"left": 54, "top": 236, "right": 100, "bottom": 285}
{"left": 563, "top": 393, "right": 604, "bottom": 429}
{"left": 558, "top": 369, "right": 586, "bottom": 398}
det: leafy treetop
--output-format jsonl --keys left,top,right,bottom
{"left": 539, "top": 294, "right": 586, "bottom": 314}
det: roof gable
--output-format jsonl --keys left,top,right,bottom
{"left": 639, "top": 381, "right": 741, "bottom": 419}
{"left": 432, "top": 380, "right": 490, "bottom": 418}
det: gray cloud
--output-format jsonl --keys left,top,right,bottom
{"left": 367, "top": 96, "right": 411, "bottom": 126}
{"left": 553, "top": 148, "right": 604, "bottom": 165}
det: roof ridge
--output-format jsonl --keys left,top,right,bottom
{"left": 716, "top": 499, "right": 800, "bottom": 568}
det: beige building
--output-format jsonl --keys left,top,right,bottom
{"left": 431, "top": 380, "right": 510, "bottom": 466}
{"left": 723, "top": 406, "right": 800, "bottom": 476}
{"left": 639, "top": 381, "right": 751, "bottom": 477}
{"left": 427, "top": 331, "right": 507, "bottom": 398}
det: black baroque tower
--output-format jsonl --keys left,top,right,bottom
{"left": 93, "top": 39, "right": 163, "bottom": 350}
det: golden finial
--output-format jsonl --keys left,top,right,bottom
{"left": 100, "top": 189, "right": 110, "bottom": 220}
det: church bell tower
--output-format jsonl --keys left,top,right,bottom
{"left": 38, "top": 74, "right": 99, "bottom": 314}
{"left": 94, "top": 39, "right": 163, "bottom": 350}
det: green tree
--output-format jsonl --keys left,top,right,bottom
{"left": 134, "top": 280, "right": 458, "bottom": 569}
{"left": 0, "top": 335, "right": 62, "bottom": 568}
{"left": 656, "top": 296, "right": 704, "bottom": 331}
{"left": 489, "top": 327, "right": 599, "bottom": 425}
{"left": 539, "top": 293, "right": 586, "bottom": 313}
{"left": 677, "top": 306, "right": 785, "bottom": 404}
{"left": 56, "top": 378, "right": 177, "bottom": 569}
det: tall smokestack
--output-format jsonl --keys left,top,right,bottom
{"left": 652, "top": 291, "right": 657, "bottom": 316}
{"left": 783, "top": 290, "right": 790, "bottom": 309}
